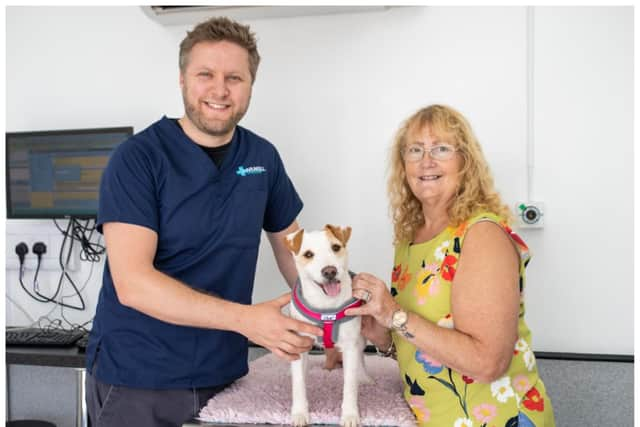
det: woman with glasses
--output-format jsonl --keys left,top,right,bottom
{"left": 346, "top": 105, "right": 555, "bottom": 426}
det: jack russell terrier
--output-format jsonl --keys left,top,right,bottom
{"left": 284, "top": 224, "right": 371, "bottom": 427}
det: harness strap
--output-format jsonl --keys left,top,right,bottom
{"left": 322, "top": 323, "right": 334, "bottom": 349}
{"left": 292, "top": 277, "right": 362, "bottom": 349}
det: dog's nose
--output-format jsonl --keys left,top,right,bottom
{"left": 321, "top": 266, "right": 337, "bottom": 280}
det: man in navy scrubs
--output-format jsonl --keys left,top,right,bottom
{"left": 85, "top": 17, "right": 323, "bottom": 427}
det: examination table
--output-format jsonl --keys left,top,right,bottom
{"left": 185, "top": 349, "right": 416, "bottom": 426}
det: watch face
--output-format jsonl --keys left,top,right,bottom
{"left": 393, "top": 310, "right": 408, "bottom": 328}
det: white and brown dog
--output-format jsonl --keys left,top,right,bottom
{"left": 284, "top": 224, "right": 370, "bottom": 427}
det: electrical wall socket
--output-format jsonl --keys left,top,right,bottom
{"left": 6, "top": 232, "right": 79, "bottom": 272}
{"left": 515, "top": 201, "right": 545, "bottom": 228}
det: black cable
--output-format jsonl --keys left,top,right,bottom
{"left": 52, "top": 218, "right": 67, "bottom": 234}
{"left": 15, "top": 218, "right": 100, "bottom": 313}
{"left": 54, "top": 217, "right": 105, "bottom": 262}
{"left": 51, "top": 217, "right": 101, "bottom": 320}
{"left": 32, "top": 254, "right": 43, "bottom": 294}
{"left": 54, "top": 219, "right": 86, "bottom": 310}
{"left": 60, "top": 245, "right": 98, "bottom": 331}
{"left": 18, "top": 256, "right": 50, "bottom": 303}
{"left": 15, "top": 242, "right": 49, "bottom": 303}
{"left": 36, "top": 318, "right": 86, "bottom": 335}
{"left": 31, "top": 219, "right": 86, "bottom": 310}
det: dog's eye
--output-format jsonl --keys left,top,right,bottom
{"left": 303, "top": 250, "right": 314, "bottom": 259}
{"left": 331, "top": 244, "right": 342, "bottom": 252}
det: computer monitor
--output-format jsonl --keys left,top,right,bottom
{"left": 6, "top": 126, "right": 133, "bottom": 219}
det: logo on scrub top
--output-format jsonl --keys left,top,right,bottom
{"left": 236, "top": 165, "right": 267, "bottom": 177}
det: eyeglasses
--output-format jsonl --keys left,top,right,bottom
{"left": 402, "top": 143, "right": 458, "bottom": 162}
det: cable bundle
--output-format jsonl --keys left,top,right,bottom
{"left": 16, "top": 218, "right": 104, "bottom": 311}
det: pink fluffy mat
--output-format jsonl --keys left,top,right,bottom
{"left": 198, "top": 353, "right": 416, "bottom": 426}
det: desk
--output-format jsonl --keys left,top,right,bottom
{"left": 6, "top": 345, "right": 87, "bottom": 427}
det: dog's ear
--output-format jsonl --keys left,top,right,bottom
{"left": 284, "top": 229, "right": 304, "bottom": 255}
{"left": 324, "top": 224, "right": 352, "bottom": 247}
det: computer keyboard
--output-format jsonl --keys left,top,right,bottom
{"left": 6, "top": 327, "right": 85, "bottom": 347}
{"left": 75, "top": 333, "right": 90, "bottom": 352}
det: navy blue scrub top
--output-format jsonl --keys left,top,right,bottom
{"left": 87, "top": 116, "right": 303, "bottom": 388}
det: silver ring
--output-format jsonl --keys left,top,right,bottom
{"left": 362, "top": 290, "right": 371, "bottom": 302}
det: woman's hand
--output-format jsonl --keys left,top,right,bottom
{"left": 360, "top": 314, "right": 393, "bottom": 350}
{"left": 346, "top": 273, "right": 401, "bottom": 330}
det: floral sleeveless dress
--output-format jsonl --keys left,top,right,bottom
{"left": 391, "top": 212, "right": 555, "bottom": 426}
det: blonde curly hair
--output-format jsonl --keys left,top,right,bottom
{"left": 387, "top": 104, "right": 512, "bottom": 244}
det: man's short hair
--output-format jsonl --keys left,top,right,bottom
{"left": 179, "top": 16, "right": 261, "bottom": 83}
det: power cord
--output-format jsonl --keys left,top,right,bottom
{"left": 54, "top": 218, "right": 105, "bottom": 262}
{"left": 16, "top": 242, "right": 49, "bottom": 303}
{"left": 13, "top": 221, "right": 89, "bottom": 310}
{"left": 8, "top": 223, "right": 101, "bottom": 339}
{"left": 32, "top": 241, "right": 47, "bottom": 298}
{"left": 51, "top": 219, "right": 86, "bottom": 310}
{"left": 60, "top": 235, "right": 100, "bottom": 329}
{"left": 52, "top": 217, "right": 106, "bottom": 310}
{"left": 11, "top": 217, "right": 105, "bottom": 318}
{"left": 15, "top": 242, "right": 28, "bottom": 264}
{"left": 19, "top": 232, "right": 85, "bottom": 310}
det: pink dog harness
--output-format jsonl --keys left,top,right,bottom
{"left": 292, "top": 278, "right": 363, "bottom": 349}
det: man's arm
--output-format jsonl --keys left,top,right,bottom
{"left": 266, "top": 220, "right": 300, "bottom": 289}
{"left": 104, "top": 221, "right": 322, "bottom": 360}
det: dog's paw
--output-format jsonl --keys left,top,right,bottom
{"left": 291, "top": 411, "right": 310, "bottom": 426}
{"left": 323, "top": 359, "right": 343, "bottom": 371}
{"left": 340, "top": 413, "right": 361, "bottom": 427}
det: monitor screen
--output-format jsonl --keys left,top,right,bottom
{"left": 6, "top": 126, "right": 133, "bottom": 219}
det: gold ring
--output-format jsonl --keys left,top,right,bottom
{"left": 362, "top": 290, "right": 371, "bottom": 302}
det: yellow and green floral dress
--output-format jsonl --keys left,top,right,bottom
{"left": 391, "top": 212, "right": 555, "bottom": 427}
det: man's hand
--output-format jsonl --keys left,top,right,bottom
{"left": 240, "top": 293, "right": 323, "bottom": 361}
{"left": 360, "top": 314, "right": 393, "bottom": 350}
{"left": 360, "top": 314, "right": 387, "bottom": 342}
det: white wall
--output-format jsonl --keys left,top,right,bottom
{"left": 527, "top": 7, "right": 634, "bottom": 355}
{"left": 5, "top": 6, "right": 633, "bottom": 354}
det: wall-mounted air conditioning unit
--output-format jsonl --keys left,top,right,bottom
{"left": 141, "top": 6, "right": 392, "bottom": 25}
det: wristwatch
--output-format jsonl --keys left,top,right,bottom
{"left": 390, "top": 309, "right": 413, "bottom": 338}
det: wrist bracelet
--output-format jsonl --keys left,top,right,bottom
{"left": 376, "top": 340, "right": 396, "bottom": 358}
